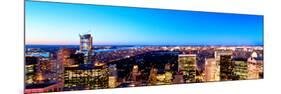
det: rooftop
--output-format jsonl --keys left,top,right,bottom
{"left": 25, "top": 81, "right": 57, "bottom": 89}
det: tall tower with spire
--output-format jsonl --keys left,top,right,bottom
{"left": 79, "top": 31, "right": 93, "bottom": 64}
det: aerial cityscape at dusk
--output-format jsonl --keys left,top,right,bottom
{"left": 25, "top": 1, "right": 263, "bottom": 93}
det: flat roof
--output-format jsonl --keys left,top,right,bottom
{"left": 25, "top": 81, "right": 57, "bottom": 89}
{"left": 178, "top": 54, "right": 197, "bottom": 57}
{"left": 64, "top": 64, "right": 104, "bottom": 70}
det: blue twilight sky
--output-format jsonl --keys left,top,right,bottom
{"left": 25, "top": 1, "right": 263, "bottom": 46}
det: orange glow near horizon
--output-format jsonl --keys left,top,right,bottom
{"left": 26, "top": 40, "right": 116, "bottom": 45}
{"left": 26, "top": 40, "right": 79, "bottom": 45}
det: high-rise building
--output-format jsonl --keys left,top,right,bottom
{"left": 108, "top": 76, "right": 117, "bottom": 88}
{"left": 220, "top": 55, "right": 235, "bottom": 81}
{"left": 57, "top": 48, "right": 75, "bottom": 84}
{"left": 155, "top": 72, "right": 166, "bottom": 85}
{"left": 25, "top": 56, "right": 39, "bottom": 84}
{"left": 164, "top": 71, "right": 173, "bottom": 83}
{"left": 232, "top": 58, "right": 248, "bottom": 80}
{"left": 25, "top": 57, "right": 64, "bottom": 93}
{"left": 50, "top": 59, "right": 64, "bottom": 83}
{"left": 178, "top": 54, "right": 197, "bottom": 83}
{"left": 64, "top": 64, "right": 108, "bottom": 90}
{"left": 108, "top": 64, "right": 118, "bottom": 88}
{"left": 215, "top": 50, "right": 232, "bottom": 81}
{"left": 79, "top": 33, "right": 93, "bottom": 64}
{"left": 204, "top": 58, "right": 220, "bottom": 81}
{"left": 57, "top": 48, "right": 75, "bottom": 67}
{"left": 79, "top": 34, "right": 93, "bottom": 53}
{"left": 215, "top": 50, "right": 233, "bottom": 61}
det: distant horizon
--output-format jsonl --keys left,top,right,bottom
{"left": 25, "top": 44, "right": 264, "bottom": 46}
{"left": 26, "top": 1, "right": 263, "bottom": 46}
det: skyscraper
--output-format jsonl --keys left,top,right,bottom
{"left": 108, "top": 76, "right": 117, "bottom": 88}
{"left": 25, "top": 56, "right": 39, "bottom": 84}
{"left": 64, "top": 65, "right": 108, "bottom": 90}
{"left": 108, "top": 64, "right": 118, "bottom": 88}
{"left": 220, "top": 55, "right": 235, "bottom": 81}
{"left": 57, "top": 48, "right": 75, "bottom": 67}
{"left": 204, "top": 58, "right": 220, "bottom": 81}
{"left": 178, "top": 54, "right": 197, "bottom": 83}
{"left": 215, "top": 50, "right": 233, "bottom": 81}
{"left": 232, "top": 58, "right": 248, "bottom": 80}
{"left": 79, "top": 33, "right": 93, "bottom": 64}
{"left": 215, "top": 50, "right": 233, "bottom": 61}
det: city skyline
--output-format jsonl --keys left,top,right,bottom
{"left": 24, "top": 1, "right": 264, "bottom": 93}
{"left": 26, "top": 1, "right": 263, "bottom": 46}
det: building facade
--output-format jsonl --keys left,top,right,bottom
{"left": 204, "top": 58, "right": 220, "bottom": 81}
{"left": 178, "top": 54, "right": 197, "bottom": 83}
{"left": 79, "top": 34, "right": 93, "bottom": 64}
{"left": 64, "top": 65, "right": 108, "bottom": 90}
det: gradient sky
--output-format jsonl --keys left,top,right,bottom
{"left": 25, "top": 1, "right": 263, "bottom": 46}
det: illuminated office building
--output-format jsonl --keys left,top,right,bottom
{"left": 25, "top": 58, "right": 64, "bottom": 93}
{"left": 25, "top": 56, "right": 39, "bottom": 84}
{"left": 150, "top": 70, "right": 173, "bottom": 85}
{"left": 26, "top": 56, "right": 53, "bottom": 84}
{"left": 57, "top": 48, "right": 75, "bottom": 67}
{"left": 108, "top": 76, "right": 117, "bottom": 88}
{"left": 34, "top": 59, "right": 63, "bottom": 85}
{"left": 79, "top": 33, "right": 93, "bottom": 64}
{"left": 56, "top": 48, "right": 74, "bottom": 84}
{"left": 25, "top": 56, "right": 64, "bottom": 93}
{"left": 204, "top": 58, "right": 220, "bottom": 81}
{"left": 215, "top": 50, "right": 233, "bottom": 61}
{"left": 163, "top": 71, "right": 173, "bottom": 83}
{"left": 38, "top": 60, "right": 51, "bottom": 72}
{"left": 215, "top": 50, "right": 232, "bottom": 81}
{"left": 108, "top": 64, "right": 118, "bottom": 88}
{"left": 178, "top": 54, "right": 197, "bottom": 83}
{"left": 69, "top": 53, "right": 85, "bottom": 65}
{"left": 64, "top": 65, "right": 108, "bottom": 90}
{"left": 232, "top": 58, "right": 248, "bottom": 80}
{"left": 220, "top": 55, "right": 235, "bottom": 81}
{"left": 49, "top": 59, "right": 64, "bottom": 83}
{"left": 155, "top": 72, "right": 166, "bottom": 85}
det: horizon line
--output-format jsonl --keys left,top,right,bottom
{"left": 25, "top": 44, "right": 264, "bottom": 46}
